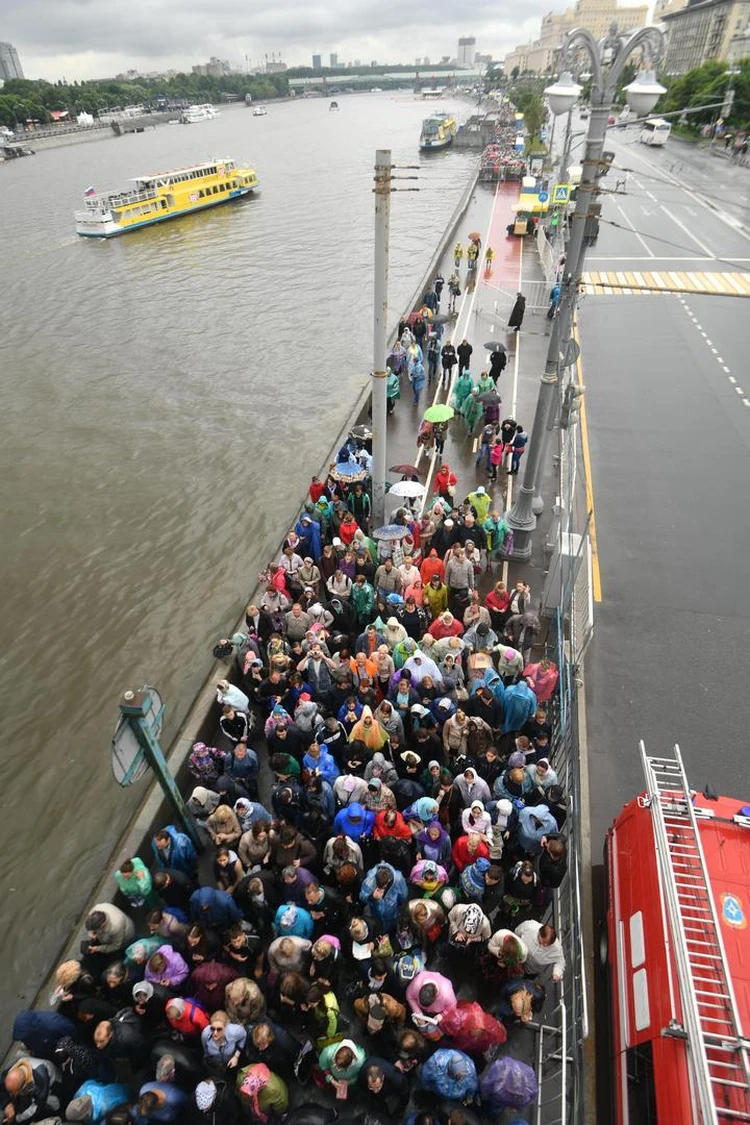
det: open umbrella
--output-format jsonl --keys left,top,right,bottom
{"left": 390, "top": 463, "right": 423, "bottom": 476}
{"left": 430, "top": 313, "right": 451, "bottom": 326}
{"left": 373, "top": 524, "right": 408, "bottom": 541}
{"left": 468, "top": 231, "right": 481, "bottom": 243}
{"left": 478, "top": 389, "right": 502, "bottom": 405}
{"left": 483, "top": 340, "right": 507, "bottom": 353}
{"left": 350, "top": 423, "right": 372, "bottom": 441}
{"left": 329, "top": 462, "right": 368, "bottom": 483}
{"left": 389, "top": 480, "right": 426, "bottom": 499}
{"left": 424, "top": 404, "right": 455, "bottom": 423}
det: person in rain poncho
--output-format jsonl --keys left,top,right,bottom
{"left": 383, "top": 616, "right": 408, "bottom": 651}
{"left": 386, "top": 368, "right": 401, "bottom": 414}
{"left": 476, "top": 370, "right": 493, "bottom": 397}
{"left": 516, "top": 804, "right": 559, "bottom": 856}
{"left": 460, "top": 389, "right": 483, "bottom": 435}
{"left": 524, "top": 658, "right": 559, "bottom": 703}
{"left": 409, "top": 359, "right": 427, "bottom": 407}
{"left": 508, "top": 291, "right": 526, "bottom": 331}
{"left": 359, "top": 863, "right": 408, "bottom": 931}
{"left": 502, "top": 681, "right": 537, "bottom": 734}
{"left": 466, "top": 486, "right": 491, "bottom": 524}
{"left": 419, "top": 1048, "right": 478, "bottom": 1101}
{"left": 348, "top": 705, "right": 390, "bottom": 751}
{"left": 403, "top": 650, "right": 443, "bottom": 687}
{"left": 452, "top": 370, "right": 474, "bottom": 411}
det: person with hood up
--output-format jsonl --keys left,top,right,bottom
{"left": 495, "top": 645, "right": 524, "bottom": 683}
{"left": 403, "top": 650, "right": 443, "bottom": 688}
{"left": 11, "top": 1010, "right": 77, "bottom": 1062}
{"left": 459, "top": 857, "right": 492, "bottom": 902}
{"left": 462, "top": 621, "right": 498, "bottom": 654}
{"left": 455, "top": 767, "right": 491, "bottom": 808}
{"left": 362, "top": 776, "right": 397, "bottom": 814}
{"left": 348, "top": 705, "right": 389, "bottom": 752}
{"left": 273, "top": 903, "right": 314, "bottom": 940}
{"left": 460, "top": 388, "right": 483, "bottom": 435}
{"left": 383, "top": 616, "right": 408, "bottom": 651}
{"left": 448, "top": 902, "right": 491, "bottom": 946}
{"left": 419, "top": 1048, "right": 478, "bottom": 1102}
{"left": 403, "top": 796, "right": 440, "bottom": 828}
{"left": 428, "top": 611, "right": 463, "bottom": 641}
{"left": 466, "top": 486, "right": 491, "bottom": 524}
{"left": 502, "top": 680, "right": 537, "bottom": 734}
{"left": 359, "top": 863, "right": 408, "bottom": 931}
{"left": 508, "top": 291, "right": 526, "bottom": 332}
{"left": 516, "top": 804, "right": 559, "bottom": 856}
{"left": 420, "top": 548, "right": 445, "bottom": 586}
{"left": 332, "top": 801, "right": 375, "bottom": 841}
{"left": 189, "top": 960, "right": 241, "bottom": 1014}
{"left": 451, "top": 369, "right": 474, "bottom": 412}
{"left": 189, "top": 887, "right": 243, "bottom": 930}
{"left": 409, "top": 858, "right": 449, "bottom": 897}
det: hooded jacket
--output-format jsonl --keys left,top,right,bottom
{"left": 359, "top": 863, "right": 408, "bottom": 930}
{"left": 144, "top": 944, "right": 190, "bottom": 988}
{"left": 332, "top": 801, "right": 375, "bottom": 841}
{"left": 152, "top": 825, "right": 198, "bottom": 876}
{"left": 189, "top": 887, "right": 243, "bottom": 928}
{"left": 419, "top": 1048, "right": 478, "bottom": 1100}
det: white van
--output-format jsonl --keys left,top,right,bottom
{"left": 639, "top": 118, "right": 671, "bottom": 146}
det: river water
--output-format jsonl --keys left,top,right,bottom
{"left": 0, "top": 94, "right": 476, "bottom": 1038}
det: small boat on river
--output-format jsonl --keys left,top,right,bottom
{"left": 252, "top": 105, "right": 267, "bottom": 117}
{"left": 419, "top": 112, "right": 457, "bottom": 151}
{"left": 75, "top": 158, "right": 259, "bottom": 238}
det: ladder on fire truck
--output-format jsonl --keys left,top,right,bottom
{"left": 640, "top": 741, "right": 750, "bottom": 1123}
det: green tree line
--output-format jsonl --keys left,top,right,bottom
{"left": 657, "top": 58, "right": 750, "bottom": 130}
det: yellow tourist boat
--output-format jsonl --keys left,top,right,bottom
{"left": 75, "top": 158, "right": 259, "bottom": 238}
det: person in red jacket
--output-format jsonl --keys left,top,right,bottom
{"left": 451, "top": 832, "right": 490, "bottom": 874}
{"left": 309, "top": 476, "right": 326, "bottom": 504}
{"left": 434, "top": 463, "right": 457, "bottom": 502}
{"left": 165, "top": 998, "right": 209, "bottom": 1037}
{"left": 339, "top": 512, "right": 360, "bottom": 548}
{"left": 420, "top": 549, "right": 445, "bottom": 585}
{"left": 372, "top": 807, "right": 412, "bottom": 841}
{"left": 428, "top": 611, "right": 464, "bottom": 640}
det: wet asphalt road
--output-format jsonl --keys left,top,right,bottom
{"left": 577, "top": 132, "right": 750, "bottom": 848}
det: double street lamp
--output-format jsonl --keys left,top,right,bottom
{"left": 504, "top": 22, "right": 666, "bottom": 561}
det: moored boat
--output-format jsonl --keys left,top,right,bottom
{"left": 75, "top": 158, "right": 259, "bottom": 238}
{"left": 419, "top": 112, "right": 458, "bottom": 151}
{"left": 181, "top": 103, "right": 220, "bottom": 123}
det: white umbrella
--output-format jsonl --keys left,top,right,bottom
{"left": 389, "top": 480, "right": 426, "bottom": 498}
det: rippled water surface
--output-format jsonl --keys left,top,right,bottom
{"left": 0, "top": 94, "right": 476, "bottom": 1037}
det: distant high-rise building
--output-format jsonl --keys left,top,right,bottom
{"left": 0, "top": 41, "right": 24, "bottom": 81}
{"left": 354, "top": 59, "right": 361, "bottom": 66}
{"left": 423, "top": 56, "right": 430, "bottom": 65}
{"left": 457, "top": 36, "right": 476, "bottom": 68}
{"left": 312, "top": 53, "right": 322, "bottom": 69}
{"left": 329, "top": 52, "right": 338, "bottom": 67}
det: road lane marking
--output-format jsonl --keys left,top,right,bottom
{"left": 659, "top": 204, "right": 716, "bottom": 259}
{"left": 616, "top": 203, "right": 655, "bottom": 257}
{"left": 501, "top": 236, "right": 525, "bottom": 588}
{"left": 573, "top": 320, "right": 602, "bottom": 603}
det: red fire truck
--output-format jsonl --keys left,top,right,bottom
{"left": 604, "top": 743, "right": 750, "bottom": 1124}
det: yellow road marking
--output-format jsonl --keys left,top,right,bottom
{"left": 573, "top": 318, "right": 602, "bottom": 603}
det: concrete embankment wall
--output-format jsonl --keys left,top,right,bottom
{"left": 5, "top": 162, "right": 480, "bottom": 1062}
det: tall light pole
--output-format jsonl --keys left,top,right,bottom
{"left": 504, "top": 23, "right": 665, "bottom": 561}
{"left": 372, "top": 150, "right": 392, "bottom": 529}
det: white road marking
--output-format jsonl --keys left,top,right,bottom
{"left": 743, "top": 399, "right": 750, "bottom": 407}
{"left": 616, "top": 204, "right": 655, "bottom": 257}
{"left": 729, "top": 376, "right": 737, "bottom": 384}
{"left": 660, "top": 203, "right": 716, "bottom": 259}
{"left": 735, "top": 387, "right": 744, "bottom": 395}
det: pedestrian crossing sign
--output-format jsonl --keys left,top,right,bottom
{"left": 553, "top": 184, "right": 570, "bottom": 204}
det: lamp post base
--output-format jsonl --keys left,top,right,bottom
{"left": 503, "top": 485, "right": 538, "bottom": 561}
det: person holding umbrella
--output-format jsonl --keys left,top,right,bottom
{"left": 488, "top": 345, "right": 507, "bottom": 385}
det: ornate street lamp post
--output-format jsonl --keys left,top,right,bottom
{"left": 504, "top": 23, "right": 665, "bottom": 561}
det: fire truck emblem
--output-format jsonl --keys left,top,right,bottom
{"left": 720, "top": 893, "right": 746, "bottom": 929}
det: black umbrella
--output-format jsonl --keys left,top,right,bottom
{"left": 483, "top": 340, "right": 507, "bottom": 353}
{"left": 350, "top": 424, "right": 372, "bottom": 441}
{"left": 478, "top": 389, "right": 502, "bottom": 404}
{"left": 430, "top": 314, "right": 451, "bottom": 326}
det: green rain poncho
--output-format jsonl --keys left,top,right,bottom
{"left": 452, "top": 371, "right": 474, "bottom": 410}
{"left": 461, "top": 390, "right": 483, "bottom": 434}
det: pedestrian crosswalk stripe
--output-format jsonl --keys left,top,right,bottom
{"left": 581, "top": 270, "right": 750, "bottom": 297}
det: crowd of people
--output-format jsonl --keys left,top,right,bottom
{"left": 4, "top": 440, "right": 567, "bottom": 1125}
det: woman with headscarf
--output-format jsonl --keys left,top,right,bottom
{"left": 523, "top": 657, "right": 559, "bottom": 703}
{"left": 383, "top": 616, "right": 408, "bottom": 651}
{"left": 415, "top": 821, "right": 452, "bottom": 868}
{"left": 403, "top": 796, "right": 440, "bottom": 829}
{"left": 348, "top": 706, "right": 390, "bottom": 752}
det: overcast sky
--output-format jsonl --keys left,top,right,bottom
{"left": 4, "top": 0, "right": 559, "bottom": 82}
